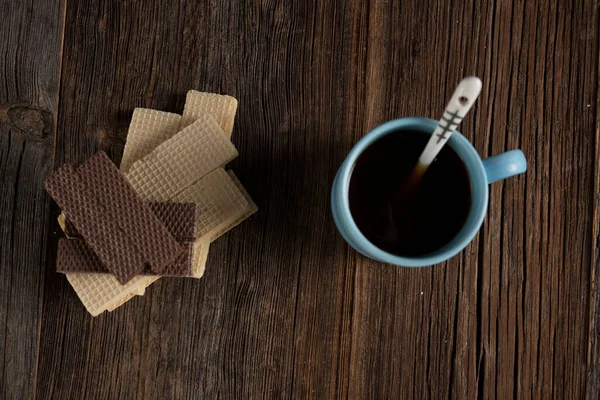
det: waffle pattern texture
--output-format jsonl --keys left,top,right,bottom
{"left": 126, "top": 114, "right": 238, "bottom": 202}
{"left": 120, "top": 109, "right": 181, "bottom": 173}
{"left": 61, "top": 91, "right": 256, "bottom": 316}
{"left": 58, "top": 239, "right": 195, "bottom": 277}
{"left": 77, "top": 152, "right": 183, "bottom": 274}
{"left": 45, "top": 164, "right": 146, "bottom": 284}
{"left": 64, "top": 202, "right": 196, "bottom": 241}
{"left": 180, "top": 91, "right": 238, "bottom": 138}
{"left": 58, "top": 203, "right": 197, "bottom": 276}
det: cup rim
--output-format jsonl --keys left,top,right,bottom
{"left": 339, "top": 117, "right": 489, "bottom": 267}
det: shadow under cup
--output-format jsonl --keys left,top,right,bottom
{"left": 331, "top": 117, "right": 491, "bottom": 267}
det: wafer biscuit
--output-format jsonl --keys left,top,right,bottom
{"left": 77, "top": 152, "right": 183, "bottom": 274}
{"left": 180, "top": 91, "right": 238, "bottom": 138}
{"left": 66, "top": 273, "right": 158, "bottom": 316}
{"left": 57, "top": 213, "right": 67, "bottom": 235}
{"left": 173, "top": 169, "right": 256, "bottom": 278}
{"left": 64, "top": 202, "right": 197, "bottom": 242}
{"left": 106, "top": 292, "right": 140, "bottom": 312}
{"left": 58, "top": 239, "right": 195, "bottom": 277}
{"left": 66, "top": 234, "right": 208, "bottom": 316}
{"left": 171, "top": 168, "right": 249, "bottom": 240}
{"left": 145, "top": 202, "right": 197, "bottom": 241}
{"left": 64, "top": 104, "right": 254, "bottom": 315}
{"left": 191, "top": 237, "right": 210, "bottom": 278}
{"left": 64, "top": 169, "right": 251, "bottom": 314}
{"left": 184, "top": 171, "right": 256, "bottom": 278}
{"left": 126, "top": 114, "right": 238, "bottom": 201}
{"left": 212, "top": 170, "right": 258, "bottom": 240}
{"left": 120, "top": 109, "right": 181, "bottom": 173}
{"left": 57, "top": 238, "right": 106, "bottom": 273}
{"left": 104, "top": 235, "right": 208, "bottom": 313}
{"left": 44, "top": 165, "right": 146, "bottom": 284}
{"left": 58, "top": 203, "right": 197, "bottom": 276}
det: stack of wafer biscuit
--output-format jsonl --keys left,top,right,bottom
{"left": 48, "top": 91, "right": 257, "bottom": 316}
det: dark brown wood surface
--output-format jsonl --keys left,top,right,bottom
{"left": 1, "top": 0, "right": 599, "bottom": 398}
{"left": 0, "top": 0, "right": 65, "bottom": 398}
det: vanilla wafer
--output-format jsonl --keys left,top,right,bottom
{"left": 212, "top": 170, "right": 258, "bottom": 240}
{"left": 119, "top": 109, "right": 181, "bottom": 173}
{"left": 191, "top": 237, "right": 210, "bottom": 278}
{"left": 184, "top": 171, "right": 256, "bottom": 278}
{"left": 171, "top": 168, "right": 249, "bottom": 240}
{"left": 106, "top": 292, "right": 140, "bottom": 312}
{"left": 125, "top": 114, "right": 238, "bottom": 201}
{"left": 180, "top": 91, "right": 238, "bottom": 138}
{"left": 66, "top": 273, "right": 158, "bottom": 317}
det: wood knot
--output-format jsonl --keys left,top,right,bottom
{"left": 7, "top": 106, "right": 53, "bottom": 142}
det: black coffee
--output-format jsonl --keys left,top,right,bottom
{"left": 349, "top": 130, "right": 472, "bottom": 257}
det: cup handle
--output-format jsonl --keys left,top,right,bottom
{"left": 482, "top": 150, "right": 527, "bottom": 184}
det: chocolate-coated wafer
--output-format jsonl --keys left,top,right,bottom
{"left": 148, "top": 202, "right": 196, "bottom": 241}
{"left": 64, "top": 202, "right": 197, "bottom": 242}
{"left": 57, "top": 238, "right": 106, "bottom": 273}
{"left": 59, "top": 202, "right": 197, "bottom": 276}
{"left": 44, "top": 165, "right": 146, "bottom": 284}
{"left": 77, "top": 152, "right": 183, "bottom": 274}
{"left": 61, "top": 167, "right": 253, "bottom": 313}
{"left": 57, "top": 239, "right": 195, "bottom": 277}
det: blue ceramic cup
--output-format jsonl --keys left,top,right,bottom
{"left": 331, "top": 117, "right": 527, "bottom": 267}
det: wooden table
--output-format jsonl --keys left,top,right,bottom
{"left": 1, "top": 0, "right": 599, "bottom": 398}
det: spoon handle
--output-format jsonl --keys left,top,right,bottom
{"left": 418, "top": 77, "right": 482, "bottom": 166}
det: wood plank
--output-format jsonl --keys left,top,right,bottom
{"left": 345, "top": 0, "right": 600, "bottom": 398}
{"left": 34, "top": 0, "right": 599, "bottom": 399}
{"left": 0, "top": 0, "right": 65, "bottom": 398}
{"left": 35, "top": 1, "right": 190, "bottom": 397}
{"left": 587, "top": 4, "right": 600, "bottom": 396}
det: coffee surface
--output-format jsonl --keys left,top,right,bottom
{"left": 348, "top": 130, "right": 472, "bottom": 257}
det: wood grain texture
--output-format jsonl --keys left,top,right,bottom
{"left": 0, "top": 0, "right": 65, "bottom": 398}
{"left": 0, "top": 0, "right": 594, "bottom": 398}
{"left": 588, "top": 4, "right": 600, "bottom": 396}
